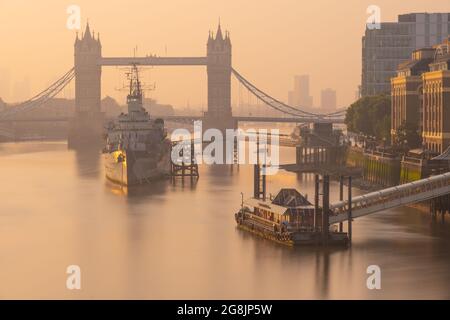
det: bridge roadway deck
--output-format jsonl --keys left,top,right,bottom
{"left": 98, "top": 57, "right": 207, "bottom": 66}
{"left": 0, "top": 115, "right": 344, "bottom": 124}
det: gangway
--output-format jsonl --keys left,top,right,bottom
{"left": 329, "top": 172, "right": 450, "bottom": 224}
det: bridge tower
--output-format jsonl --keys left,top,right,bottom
{"left": 69, "top": 22, "right": 103, "bottom": 148}
{"left": 205, "top": 23, "right": 236, "bottom": 132}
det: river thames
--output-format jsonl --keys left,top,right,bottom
{"left": 0, "top": 141, "right": 449, "bottom": 299}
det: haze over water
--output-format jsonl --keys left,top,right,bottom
{"left": 0, "top": 141, "right": 449, "bottom": 299}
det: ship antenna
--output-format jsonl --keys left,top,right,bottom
{"left": 135, "top": 64, "right": 141, "bottom": 96}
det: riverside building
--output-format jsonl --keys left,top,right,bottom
{"left": 391, "top": 36, "right": 450, "bottom": 154}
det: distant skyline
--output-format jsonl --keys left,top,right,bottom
{"left": 1, "top": 0, "right": 449, "bottom": 108}
{"left": 320, "top": 88, "right": 337, "bottom": 110}
{"left": 288, "top": 75, "right": 313, "bottom": 108}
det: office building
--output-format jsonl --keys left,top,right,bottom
{"left": 320, "top": 88, "right": 337, "bottom": 111}
{"left": 363, "top": 13, "right": 450, "bottom": 96}
{"left": 288, "top": 75, "right": 313, "bottom": 107}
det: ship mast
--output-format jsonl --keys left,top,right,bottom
{"left": 126, "top": 64, "right": 145, "bottom": 115}
{"left": 127, "top": 65, "right": 142, "bottom": 103}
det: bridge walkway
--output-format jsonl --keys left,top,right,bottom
{"left": 328, "top": 172, "right": 450, "bottom": 224}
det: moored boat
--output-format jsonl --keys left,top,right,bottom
{"left": 103, "top": 65, "right": 171, "bottom": 185}
{"left": 235, "top": 188, "right": 348, "bottom": 246}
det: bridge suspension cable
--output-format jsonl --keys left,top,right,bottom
{"left": 0, "top": 68, "right": 75, "bottom": 119}
{"left": 231, "top": 68, "right": 346, "bottom": 119}
{"left": 0, "top": 66, "right": 347, "bottom": 121}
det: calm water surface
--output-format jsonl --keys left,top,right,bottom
{"left": 0, "top": 141, "right": 449, "bottom": 299}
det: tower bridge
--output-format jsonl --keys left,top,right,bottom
{"left": 0, "top": 22, "right": 346, "bottom": 144}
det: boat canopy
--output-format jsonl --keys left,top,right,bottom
{"left": 272, "top": 188, "right": 312, "bottom": 207}
{"left": 244, "top": 188, "right": 314, "bottom": 216}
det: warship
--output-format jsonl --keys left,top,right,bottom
{"left": 103, "top": 65, "right": 171, "bottom": 185}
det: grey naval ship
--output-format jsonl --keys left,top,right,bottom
{"left": 103, "top": 65, "right": 171, "bottom": 185}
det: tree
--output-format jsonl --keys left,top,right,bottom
{"left": 345, "top": 95, "right": 391, "bottom": 142}
{"left": 394, "top": 121, "right": 421, "bottom": 150}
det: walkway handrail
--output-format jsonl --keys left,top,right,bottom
{"left": 329, "top": 172, "right": 450, "bottom": 224}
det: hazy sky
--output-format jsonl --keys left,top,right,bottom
{"left": 1, "top": 0, "right": 449, "bottom": 109}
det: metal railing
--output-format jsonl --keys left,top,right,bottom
{"left": 329, "top": 172, "right": 450, "bottom": 224}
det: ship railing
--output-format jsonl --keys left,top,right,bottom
{"left": 242, "top": 211, "right": 315, "bottom": 233}
{"left": 242, "top": 211, "right": 278, "bottom": 225}
{"left": 241, "top": 211, "right": 284, "bottom": 232}
{"left": 243, "top": 217, "right": 278, "bottom": 233}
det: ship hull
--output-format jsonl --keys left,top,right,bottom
{"left": 104, "top": 148, "right": 171, "bottom": 186}
{"left": 235, "top": 213, "right": 348, "bottom": 246}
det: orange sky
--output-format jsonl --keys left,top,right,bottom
{"left": 0, "top": 0, "right": 449, "bottom": 109}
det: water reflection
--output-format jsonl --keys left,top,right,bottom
{"left": 170, "top": 176, "right": 199, "bottom": 191}
{"left": 72, "top": 147, "right": 101, "bottom": 179}
{"left": 235, "top": 226, "right": 348, "bottom": 299}
{"left": 106, "top": 179, "right": 170, "bottom": 198}
{"left": 205, "top": 164, "right": 239, "bottom": 178}
{"left": 1, "top": 141, "right": 450, "bottom": 299}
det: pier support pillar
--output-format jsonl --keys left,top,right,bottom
{"left": 314, "top": 174, "right": 320, "bottom": 233}
{"left": 431, "top": 199, "right": 437, "bottom": 221}
{"left": 348, "top": 176, "right": 352, "bottom": 244}
{"left": 339, "top": 175, "right": 344, "bottom": 233}
{"left": 322, "top": 175, "right": 330, "bottom": 246}
{"left": 296, "top": 146, "right": 304, "bottom": 166}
